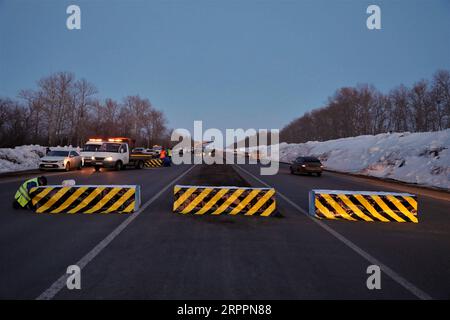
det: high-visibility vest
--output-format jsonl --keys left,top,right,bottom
{"left": 14, "top": 177, "right": 39, "bottom": 207}
{"left": 160, "top": 150, "right": 166, "bottom": 159}
{"left": 168, "top": 149, "right": 172, "bottom": 157}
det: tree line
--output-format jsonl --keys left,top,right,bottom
{"left": 280, "top": 70, "right": 450, "bottom": 143}
{"left": 0, "top": 71, "right": 170, "bottom": 148}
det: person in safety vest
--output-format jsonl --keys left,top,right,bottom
{"left": 13, "top": 176, "right": 47, "bottom": 210}
{"left": 159, "top": 148, "right": 166, "bottom": 159}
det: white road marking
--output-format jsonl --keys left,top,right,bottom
{"left": 36, "top": 165, "right": 196, "bottom": 300}
{"left": 234, "top": 164, "right": 433, "bottom": 300}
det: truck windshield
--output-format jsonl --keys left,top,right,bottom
{"left": 98, "top": 143, "right": 121, "bottom": 153}
{"left": 83, "top": 144, "right": 101, "bottom": 152}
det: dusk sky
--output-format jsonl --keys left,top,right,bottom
{"left": 1, "top": 0, "right": 450, "bottom": 133}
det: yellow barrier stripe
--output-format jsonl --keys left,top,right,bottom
{"left": 173, "top": 187, "right": 197, "bottom": 211}
{"left": 338, "top": 195, "right": 373, "bottom": 222}
{"left": 51, "top": 187, "right": 88, "bottom": 213}
{"left": 212, "top": 189, "right": 245, "bottom": 215}
{"left": 31, "top": 187, "right": 54, "bottom": 206}
{"left": 84, "top": 188, "right": 122, "bottom": 214}
{"left": 174, "top": 186, "right": 181, "bottom": 195}
{"left": 195, "top": 189, "right": 229, "bottom": 215}
{"left": 403, "top": 196, "right": 418, "bottom": 211}
{"left": 123, "top": 200, "right": 135, "bottom": 213}
{"left": 67, "top": 187, "right": 105, "bottom": 214}
{"left": 315, "top": 198, "right": 336, "bottom": 219}
{"left": 182, "top": 188, "right": 213, "bottom": 214}
{"left": 387, "top": 196, "right": 418, "bottom": 223}
{"left": 230, "top": 189, "right": 260, "bottom": 215}
{"left": 103, "top": 188, "right": 135, "bottom": 213}
{"left": 322, "top": 194, "right": 357, "bottom": 221}
{"left": 354, "top": 194, "right": 390, "bottom": 222}
{"left": 260, "top": 200, "right": 276, "bottom": 217}
{"left": 246, "top": 189, "right": 275, "bottom": 215}
{"left": 371, "top": 195, "right": 405, "bottom": 222}
{"left": 36, "top": 187, "right": 71, "bottom": 213}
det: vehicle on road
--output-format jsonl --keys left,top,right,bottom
{"left": 81, "top": 139, "right": 103, "bottom": 166}
{"left": 290, "top": 156, "right": 323, "bottom": 176}
{"left": 88, "top": 137, "right": 154, "bottom": 172}
{"left": 39, "top": 150, "right": 83, "bottom": 171}
{"left": 132, "top": 147, "right": 146, "bottom": 153}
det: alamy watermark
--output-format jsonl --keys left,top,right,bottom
{"left": 171, "top": 121, "right": 280, "bottom": 175}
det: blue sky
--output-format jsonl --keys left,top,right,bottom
{"left": 1, "top": 0, "right": 450, "bottom": 133}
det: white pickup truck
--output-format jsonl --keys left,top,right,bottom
{"left": 83, "top": 138, "right": 152, "bottom": 172}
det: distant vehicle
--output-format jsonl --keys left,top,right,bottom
{"left": 39, "top": 150, "right": 83, "bottom": 171}
{"left": 152, "top": 145, "right": 162, "bottom": 156}
{"left": 86, "top": 137, "right": 154, "bottom": 171}
{"left": 289, "top": 156, "right": 323, "bottom": 176}
{"left": 145, "top": 149, "right": 159, "bottom": 157}
{"left": 132, "top": 147, "right": 146, "bottom": 153}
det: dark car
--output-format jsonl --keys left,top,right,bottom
{"left": 289, "top": 156, "right": 323, "bottom": 176}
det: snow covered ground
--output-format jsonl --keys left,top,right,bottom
{"left": 0, "top": 145, "right": 80, "bottom": 173}
{"left": 250, "top": 129, "right": 450, "bottom": 190}
{"left": 0, "top": 145, "right": 47, "bottom": 173}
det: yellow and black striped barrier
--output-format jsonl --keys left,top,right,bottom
{"left": 309, "top": 190, "right": 418, "bottom": 223}
{"left": 29, "top": 185, "right": 141, "bottom": 214}
{"left": 173, "top": 185, "right": 276, "bottom": 216}
{"left": 145, "top": 159, "right": 163, "bottom": 168}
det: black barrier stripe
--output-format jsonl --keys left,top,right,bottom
{"left": 399, "top": 196, "right": 417, "bottom": 214}
{"left": 84, "top": 187, "right": 124, "bottom": 213}
{"left": 372, "top": 195, "right": 410, "bottom": 222}
{"left": 41, "top": 187, "right": 80, "bottom": 213}
{"left": 96, "top": 189, "right": 131, "bottom": 213}
{"left": 255, "top": 197, "right": 275, "bottom": 216}
{"left": 345, "top": 195, "right": 377, "bottom": 221}
{"left": 66, "top": 187, "right": 99, "bottom": 213}
{"left": 329, "top": 194, "right": 361, "bottom": 220}
{"left": 34, "top": 187, "right": 67, "bottom": 213}
{"left": 76, "top": 187, "right": 113, "bottom": 213}
{"left": 318, "top": 194, "right": 356, "bottom": 221}
{"left": 364, "top": 197, "right": 396, "bottom": 221}
{"left": 32, "top": 187, "right": 60, "bottom": 208}
{"left": 380, "top": 196, "right": 415, "bottom": 222}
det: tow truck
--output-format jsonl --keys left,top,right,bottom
{"left": 84, "top": 137, "right": 154, "bottom": 172}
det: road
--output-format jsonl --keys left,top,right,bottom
{"left": 0, "top": 160, "right": 449, "bottom": 299}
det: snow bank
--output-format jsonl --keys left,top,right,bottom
{"left": 254, "top": 130, "right": 450, "bottom": 190}
{"left": 0, "top": 145, "right": 46, "bottom": 173}
{"left": 0, "top": 145, "right": 81, "bottom": 173}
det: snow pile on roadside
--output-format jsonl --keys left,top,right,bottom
{"left": 0, "top": 145, "right": 81, "bottom": 173}
{"left": 254, "top": 129, "right": 450, "bottom": 190}
{"left": 0, "top": 145, "right": 47, "bottom": 173}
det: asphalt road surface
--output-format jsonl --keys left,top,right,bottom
{"left": 0, "top": 160, "right": 448, "bottom": 299}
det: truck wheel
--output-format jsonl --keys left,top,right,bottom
{"left": 115, "top": 161, "right": 123, "bottom": 171}
{"left": 94, "top": 166, "right": 100, "bottom": 172}
{"left": 135, "top": 160, "right": 144, "bottom": 169}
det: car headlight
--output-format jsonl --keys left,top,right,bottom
{"left": 105, "top": 156, "right": 113, "bottom": 161}
{"left": 91, "top": 156, "right": 95, "bottom": 160}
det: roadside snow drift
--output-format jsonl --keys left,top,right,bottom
{"left": 0, "top": 145, "right": 46, "bottom": 173}
{"left": 254, "top": 130, "right": 450, "bottom": 190}
{"left": 0, "top": 145, "right": 80, "bottom": 173}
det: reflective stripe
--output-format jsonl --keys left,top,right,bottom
{"left": 15, "top": 178, "right": 39, "bottom": 207}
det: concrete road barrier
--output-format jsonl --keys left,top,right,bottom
{"left": 173, "top": 185, "right": 276, "bottom": 216}
{"left": 29, "top": 185, "right": 141, "bottom": 214}
{"left": 145, "top": 159, "right": 163, "bottom": 168}
{"left": 309, "top": 189, "right": 418, "bottom": 223}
